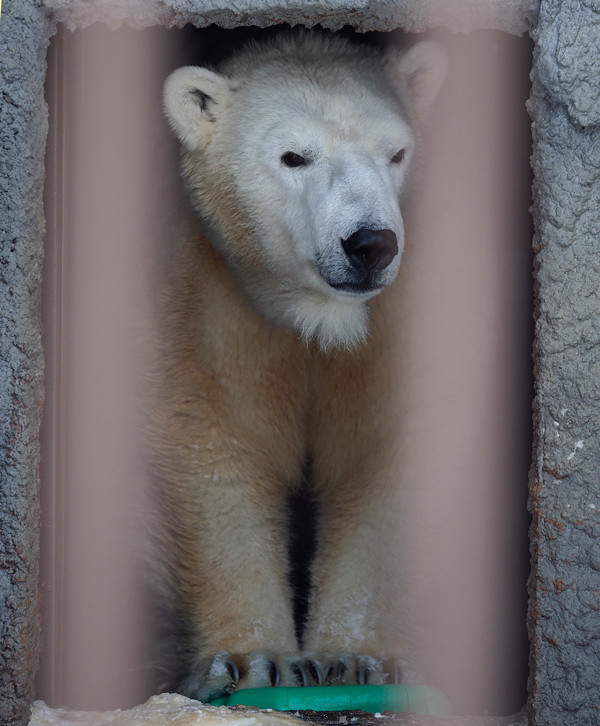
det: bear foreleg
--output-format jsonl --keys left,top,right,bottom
{"left": 170, "top": 471, "right": 320, "bottom": 701}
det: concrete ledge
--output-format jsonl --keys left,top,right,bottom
{"left": 29, "top": 694, "right": 526, "bottom": 726}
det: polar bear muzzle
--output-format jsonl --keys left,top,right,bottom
{"left": 318, "top": 228, "right": 400, "bottom": 296}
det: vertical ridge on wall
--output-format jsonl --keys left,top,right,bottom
{"left": 38, "top": 25, "right": 68, "bottom": 708}
{"left": 0, "top": 2, "right": 52, "bottom": 725}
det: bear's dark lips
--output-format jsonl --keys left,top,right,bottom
{"left": 329, "top": 280, "right": 384, "bottom": 295}
{"left": 326, "top": 268, "right": 385, "bottom": 295}
{"left": 314, "top": 266, "right": 381, "bottom": 296}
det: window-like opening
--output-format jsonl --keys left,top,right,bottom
{"left": 39, "top": 22, "right": 533, "bottom": 717}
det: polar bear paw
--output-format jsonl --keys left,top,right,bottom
{"left": 298, "top": 654, "right": 385, "bottom": 686}
{"left": 182, "top": 652, "right": 419, "bottom": 702}
{"left": 299, "top": 654, "right": 420, "bottom": 686}
{"left": 182, "top": 651, "right": 318, "bottom": 702}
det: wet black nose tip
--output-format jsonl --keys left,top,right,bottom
{"left": 341, "top": 228, "right": 398, "bottom": 273}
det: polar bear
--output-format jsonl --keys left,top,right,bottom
{"left": 152, "top": 30, "right": 446, "bottom": 702}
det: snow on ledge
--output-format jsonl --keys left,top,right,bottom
{"left": 30, "top": 693, "right": 307, "bottom": 726}
{"left": 42, "top": 0, "right": 539, "bottom": 35}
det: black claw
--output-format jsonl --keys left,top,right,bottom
{"left": 305, "top": 659, "right": 323, "bottom": 685}
{"left": 226, "top": 660, "right": 240, "bottom": 684}
{"left": 327, "top": 660, "right": 346, "bottom": 682}
{"left": 291, "top": 661, "right": 308, "bottom": 687}
{"left": 358, "top": 665, "right": 371, "bottom": 685}
{"left": 383, "top": 658, "right": 404, "bottom": 684}
{"left": 268, "top": 660, "right": 281, "bottom": 687}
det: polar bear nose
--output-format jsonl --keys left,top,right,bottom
{"left": 341, "top": 228, "right": 399, "bottom": 273}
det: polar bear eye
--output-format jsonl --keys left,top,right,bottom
{"left": 391, "top": 149, "right": 406, "bottom": 164}
{"left": 281, "top": 152, "right": 308, "bottom": 168}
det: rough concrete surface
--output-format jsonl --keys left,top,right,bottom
{"left": 0, "top": 2, "right": 51, "bottom": 726}
{"left": 42, "top": 0, "right": 539, "bottom": 35}
{"left": 528, "top": 2, "right": 600, "bottom": 726}
{"left": 534, "top": 0, "right": 600, "bottom": 128}
{"left": 1, "top": 0, "right": 599, "bottom": 725}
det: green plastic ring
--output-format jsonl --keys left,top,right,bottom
{"left": 208, "top": 683, "right": 451, "bottom": 715}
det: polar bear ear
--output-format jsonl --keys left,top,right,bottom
{"left": 163, "top": 66, "right": 231, "bottom": 150}
{"left": 386, "top": 40, "right": 447, "bottom": 124}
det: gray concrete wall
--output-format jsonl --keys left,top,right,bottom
{"left": 528, "top": 2, "right": 600, "bottom": 725}
{"left": 0, "top": 2, "right": 51, "bottom": 725}
{"left": 0, "top": 1, "right": 598, "bottom": 725}
{"left": 43, "top": 0, "right": 538, "bottom": 34}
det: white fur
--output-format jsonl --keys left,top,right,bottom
{"left": 164, "top": 66, "right": 231, "bottom": 149}
{"left": 291, "top": 293, "right": 369, "bottom": 352}
{"left": 164, "top": 33, "right": 445, "bottom": 349}
{"left": 157, "top": 31, "right": 447, "bottom": 700}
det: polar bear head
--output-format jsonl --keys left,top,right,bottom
{"left": 164, "top": 32, "right": 446, "bottom": 350}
